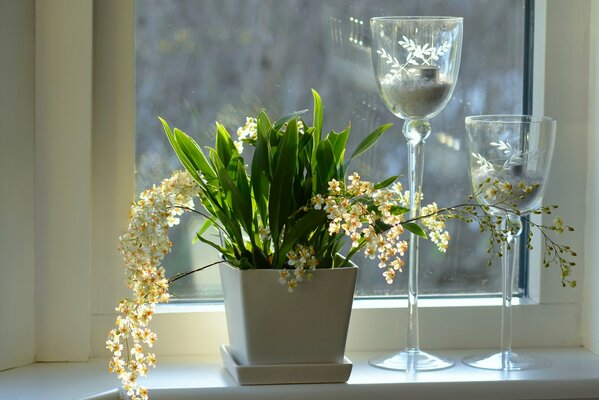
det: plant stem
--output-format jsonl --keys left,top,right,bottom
{"left": 172, "top": 204, "right": 227, "bottom": 233}
{"left": 167, "top": 260, "right": 226, "bottom": 284}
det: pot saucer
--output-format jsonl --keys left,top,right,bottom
{"left": 220, "top": 345, "right": 352, "bottom": 385}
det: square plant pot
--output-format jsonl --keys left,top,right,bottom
{"left": 219, "top": 263, "right": 357, "bottom": 366}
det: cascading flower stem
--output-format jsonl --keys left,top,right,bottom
{"left": 107, "top": 171, "right": 198, "bottom": 400}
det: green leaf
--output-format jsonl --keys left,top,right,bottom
{"left": 315, "top": 139, "right": 336, "bottom": 192}
{"left": 233, "top": 157, "right": 254, "bottom": 237}
{"left": 174, "top": 128, "right": 217, "bottom": 182}
{"left": 196, "top": 218, "right": 214, "bottom": 238}
{"left": 279, "top": 209, "right": 328, "bottom": 260}
{"left": 403, "top": 222, "right": 427, "bottom": 238}
{"left": 192, "top": 217, "right": 223, "bottom": 244}
{"left": 160, "top": 116, "right": 177, "bottom": 150}
{"left": 390, "top": 205, "right": 410, "bottom": 215}
{"left": 269, "top": 119, "right": 298, "bottom": 249}
{"left": 160, "top": 117, "right": 202, "bottom": 183}
{"left": 252, "top": 247, "right": 270, "bottom": 269}
{"left": 311, "top": 89, "right": 323, "bottom": 142}
{"left": 327, "top": 124, "right": 350, "bottom": 167}
{"left": 257, "top": 110, "right": 271, "bottom": 135}
{"left": 251, "top": 116, "right": 270, "bottom": 225}
{"left": 273, "top": 109, "right": 308, "bottom": 131}
{"left": 269, "top": 122, "right": 282, "bottom": 149}
{"left": 215, "top": 122, "right": 235, "bottom": 167}
{"left": 298, "top": 128, "right": 314, "bottom": 155}
{"left": 237, "top": 255, "right": 254, "bottom": 270}
{"left": 256, "top": 110, "right": 273, "bottom": 179}
{"left": 202, "top": 194, "right": 242, "bottom": 246}
{"left": 204, "top": 149, "right": 245, "bottom": 246}
{"left": 194, "top": 232, "right": 228, "bottom": 255}
{"left": 208, "top": 148, "right": 226, "bottom": 177}
{"left": 348, "top": 123, "right": 393, "bottom": 163}
{"left": 216, "top": 163, "right": 253, "bottom": 240}
{"left": 295, "top": 131, "right": 312, "bottom": 203}
{"left": 374, "top": 175, "right": 398, "bottom": 190}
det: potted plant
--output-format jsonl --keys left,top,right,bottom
{"left": 107, "top": 90, "right": 576, "bottom": 400}
{"left": 158, "top": 90, "right": 400, "bottom": 376}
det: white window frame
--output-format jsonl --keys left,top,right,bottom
{"left": 29, "top": 0, "right": 597, "bottom": 361}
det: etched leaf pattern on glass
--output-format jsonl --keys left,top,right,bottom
{"left": 376, "top": 36, "right": 450, "bottom": 85}
{"left": 472, "top": 141, "right": 528, "bottom": 174}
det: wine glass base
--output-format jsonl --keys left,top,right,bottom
{"left": 463, "top": 351, "right": 551, "bottom": 371}
{"left": 369, "top": 349, "right": 455, "bottom": 371}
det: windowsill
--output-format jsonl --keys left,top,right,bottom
{"left": 1, "top": 348, "right": 598, "bottom": 400}
{"left": 156, "top": 296, "right": 538, "bottom": 314}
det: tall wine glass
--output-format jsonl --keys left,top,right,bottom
{"left": 463, "top": 115, "right": 556, "bottom": 370}
{"left": 369, "top": 16, "right": 463, "bottom": 371}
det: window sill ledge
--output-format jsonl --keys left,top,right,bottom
{"left": 1, "top": 348, "right": 598, "bottom": 400}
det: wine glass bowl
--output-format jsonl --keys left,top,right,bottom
{"left": 466, "top": 115, "right": 556, "bottom": 212}
{"left": 371, "top": 16, "right": 463, "bottom": 122}
{"left": 463, "top": 115, "right": 556, "bottom": 371}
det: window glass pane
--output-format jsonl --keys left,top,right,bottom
{"left": 135, "top": 0, "right": 527, "bottom": 301}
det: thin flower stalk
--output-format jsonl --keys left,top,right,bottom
{"left": 107, "top": 171, "right": 198, "bottom": 400}
{"left": 314, "top": 174, "right": 576, "bottom": 288}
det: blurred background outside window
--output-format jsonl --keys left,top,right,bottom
{"left": 135, "top": 0, "right": 528, "bottom": 301}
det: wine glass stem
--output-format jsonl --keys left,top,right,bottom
{"left": 500, "top": 217, "right": 517, "bottom": 368}
{"left": 404, "top": 122, "right": 427, "bottom": 353}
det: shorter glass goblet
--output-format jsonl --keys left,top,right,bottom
{"left": 463, "top": 115, "right": 556, "bottom": 371}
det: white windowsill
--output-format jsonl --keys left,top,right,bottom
{"left": 155, "top": 296, "right": 535, "bottom": 314}
{"left": 1, "top": 348, "right": 598, "bottom": 400}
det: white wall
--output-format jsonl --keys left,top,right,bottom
{"left": 541, "top": 0, "right": 589, "bottom": 303}
{"left": 35, "top": 0, "right": 93, "bottom": 361}
{"left": 0, "top": 0, "right": 94, "bottom": 370}
{"left": 0, "top": 0, "right": 36, "bottom": 371}
{"left": 583, "top": 0, "right": 599, "bottom": 354}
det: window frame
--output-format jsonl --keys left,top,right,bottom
{"left": 83, "top": 0, "right": 591, "bottom": 358}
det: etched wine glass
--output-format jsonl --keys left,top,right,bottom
{"left": 463, "top": 115, "right": 556, "bottom": 370}
{"left": 369, "top": 16, "right": 463, "bottom": 371}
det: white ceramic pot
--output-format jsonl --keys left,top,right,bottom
{"left": 219, "top": 263, "right": 357, "bottom": 366}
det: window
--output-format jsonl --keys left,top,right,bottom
{"left": 1, "top": 0, "right": 590, "bottom": 372}
{"left": 134, "top": 0, "right": 531, "bottom": 301}
{"left": 24, "top": 0, "right": 587, "bottom": 361}
{"left": 0, "top": 0, "right": 583, "bottom": 366}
